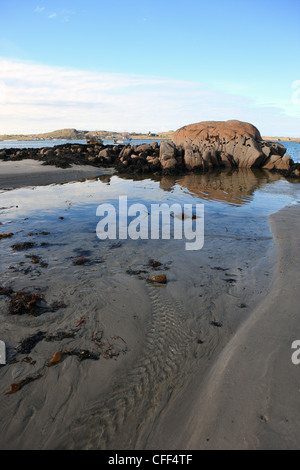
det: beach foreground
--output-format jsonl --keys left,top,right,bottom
{"left": 145, "top": 204, "right": 300, "bottom": 450}
{"left": 0, "top": 161, "right": 299, "bottom": 450}
{"left": 0, "top": 159, "right": 115, "bottom": 189}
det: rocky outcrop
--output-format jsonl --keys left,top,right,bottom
{"left": 159, "top": 141, "right": 183, "bottom": 171}
{"left": 0, "top": 125, "right": 299, "bottom": 178}
{"left": 171, "top": 120, "right": 292, "bottom": 172}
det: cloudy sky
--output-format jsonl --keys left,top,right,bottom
{"left": 1, "top": 0, "right": 300, "bottom": 136}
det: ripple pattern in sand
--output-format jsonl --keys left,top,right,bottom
{"left": 64, "top": 283, "right": 196, "bottom": 450}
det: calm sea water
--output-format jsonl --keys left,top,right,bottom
{"left": 0, "top": 169, "right": 299, "bottom": 240}
{"left": 0, "top": 139, "right": 299, "bottom": 257}
{"left": 0, "top": 138, "right": 299, "bottom": 163}
{"left": 0, "top": 139, "right": 165, "bottom": 150}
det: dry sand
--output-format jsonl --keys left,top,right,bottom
{"left": 0, "top": 161, "right": 299, "bottom": 450}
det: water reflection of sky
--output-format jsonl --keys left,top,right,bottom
{"left": 0, "top": 172, "right": 299, "bottom": 242}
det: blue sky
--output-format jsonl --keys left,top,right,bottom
{"left": 0, "top": 0, "right": 300, "bottom": 135}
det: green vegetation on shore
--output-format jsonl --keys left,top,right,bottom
{"left": 0, "top": 128, "right": 174, "bottom": 142}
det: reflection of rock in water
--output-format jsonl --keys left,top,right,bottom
{"left": 67, "top": 285, "right": 195, "bottom": 450}
{"left": 159, "top": 169, "right": 284, "bottom": 205}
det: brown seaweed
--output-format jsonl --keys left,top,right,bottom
{"left": 64, "top": 349, "right": 99, "bottom": 361}
{"left": 4, "top": 374, "right": 42, "bottom": 395}
{"left": 0, "top": 233, "right": 14, "bottom": 240}
{"left": 9, "top": 292, "right": 46, "bottom": 316}
{"left": 46, "top": 350, "right": 61, "bottom": 367}
{"left": 73, "top": 256, "right": 90, "bottom": 265}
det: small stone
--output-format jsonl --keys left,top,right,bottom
{"left": 149, "top": 274, "right": 167, "bottom": 284}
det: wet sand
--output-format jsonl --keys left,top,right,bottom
{"left": 0, "top": 159, "right": 115, "bottom": 189}
{"left": 0, "top": 162, "right": 299, "bottom": 450}
{"left": 144, "top": 204, "right": 300, "bottom": 450}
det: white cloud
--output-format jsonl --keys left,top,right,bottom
{"left": 34, "top": 6, "right": 45, "bottom": 13}
{"left": 0, "top": 57, "right": 299, "bottom": 136}
{"left": 34, "top": 6, "right": 75, "bottom": 21}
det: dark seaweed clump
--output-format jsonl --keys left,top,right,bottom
{"left": 11, "top": 242, "right": 37, "bottom": 251}
{"left": 8, "top": 292, "right": 46, "bottom": 316}
{"left": 16, "top": 331, "right": 46, "bottom": 354}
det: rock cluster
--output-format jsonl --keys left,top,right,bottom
{"left": 0, "top": 142, "right": 161, "bottom": 174}
{"left": 0, "top": 121, "right": 299, "bottom": 178}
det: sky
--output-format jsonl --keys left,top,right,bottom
{"left": 0, "top": 0, "right": 300, "bottom": 136}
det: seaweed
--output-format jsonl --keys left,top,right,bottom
{"left": 73, "top": 256, "right": 90, "bottom": 265}
{"left": 0, "top": 233, "right": 14, "bottom": 240}
{"left": 47, "top": 350, "right": 61, "bottom": 367}
{"left": 224, "top": 278, "right": 237, "bottom": 283}
{"left": 21, "top": 356, "right": 36, "bottom": 365}
{"left": 64, "top": 349, "right": 100, "bottom": 361}
{"left": 45, "top": 331, "right": 75, "bottom": 342}
{"left": 16, "top": 331, "right": 46, "bottom": 354}
{"left": 0, "top": 286, "right": 14, "bottom": 296}
{"left": 110, "top": 242, "right": 122, "bottom": 249}
{"left": 126, "top": 268, "right": 148, "bottom": 276}
{"left": 9, "top": 292, "right": 46, "bottom": 316}
{"left": 25, "top": 254, "right": 41, "bottom": 264}
{"left": 25, "top": 254, "right": 48, "bottom": 267}
{"left": 11, "top": 242, "right": 37, "bottom": 251}
{"left": 210, "top": 320, "right": 223, "bottom": 327}
{"left": 149, "top": 259, "right": 162, "bottom": 268}
{"left": 4, "top": 374, "right": 42, "bottom": 395}
{"left": 2, "top": 287, "right": 66, "bottom": 316}
{"left": 91, "top": 335, "right": 128, "bottom": 359}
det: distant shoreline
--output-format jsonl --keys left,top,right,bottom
{"left": 262, "top": 136, "right": 300, "bottom": 142}
{"left": 0, "top": 133, "right": 299, "bottom": 143}
{"left": 0, "top": 129, "right": 174, "bottom": 142}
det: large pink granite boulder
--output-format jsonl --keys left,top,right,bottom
{"left": 172, "top": 120, "right": 292, "bottom": 170}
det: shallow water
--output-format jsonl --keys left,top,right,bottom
{"left": 0, "top": 169, "right": 299, "bottom": 449}
{"left": 0, "top": 168, "right": 299, "bottom": 237}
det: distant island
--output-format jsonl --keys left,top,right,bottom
{"left": 0, "top": 128, "right": 299, "bottom": 143}
{"left": 0, "top": 128, "right": 174, "bottom": 142}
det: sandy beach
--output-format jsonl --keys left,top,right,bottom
{"left": 0, "top": 161, "right": 299, "bottom": 450}
{"left": 0, "top": 159, "right": 115, "bottom": 189}
{"left": 144, "top": 204, "right": 300, "bottom": 450}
